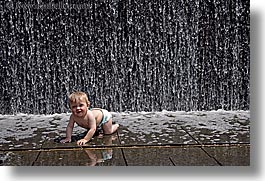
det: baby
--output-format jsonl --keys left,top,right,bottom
{"left": 60, "top": 91, "right": 119, "bottom": 146}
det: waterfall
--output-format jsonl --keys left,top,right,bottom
{"left": 0, "top": 0, "right": 250, "bottom": 114}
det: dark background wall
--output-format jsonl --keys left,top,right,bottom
{"left": 0, "top": 0, "right": 250, "bottom": 114}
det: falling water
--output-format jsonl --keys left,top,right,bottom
{"left": 0, "top": 0, "right": 250, "bottom": 114}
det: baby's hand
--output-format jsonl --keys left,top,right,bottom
{"left": 60, "top": 138, "right": 71, "bottom": 143}
{"left": 77, "top": 139, "right": 89, "bottom": 146}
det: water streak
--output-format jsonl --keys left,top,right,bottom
{"left": 0, "top": 0, "right": 250, "bottom": 114}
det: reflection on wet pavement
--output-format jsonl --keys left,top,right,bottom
{"left": 0, "top": 110, "right": 250, "bottom": 166}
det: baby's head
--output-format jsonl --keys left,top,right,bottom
{"left": 68, "top": 91, "right": 90, "bottom": 108}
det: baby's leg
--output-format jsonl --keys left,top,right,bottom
{"left": 102, "top": 118, "right": 119, "bottom": 134}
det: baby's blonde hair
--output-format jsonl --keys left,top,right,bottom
{"left": 68, "top": 91, "right": 90, "bottom": 107}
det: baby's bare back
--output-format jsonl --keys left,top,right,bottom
{"left": 91, "top": 108, "right": 104, "bottom": 125}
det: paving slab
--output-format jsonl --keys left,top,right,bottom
{"left": 0, "top": 114, "right": 69, "bottom": 150}
{"left": 0, "top": 150, "right": 40, "bottom": 166}
{"left": 33, "top": 147, "right": 126, "bottom": 166}
{"left": 115, "top": 112, "right": 196, "bottom": 145}
{"left": 177, "top": 110, "right": 250, "bottom": 144}
{"left": 122, "top": 146, "right": 219, "bottom": 166}
{"left": 203, "top": 145, "right": 250, "bottom": 166}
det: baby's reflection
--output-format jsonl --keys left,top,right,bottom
{"left": 84, "top": 134, "right": 116, "bottom": 166}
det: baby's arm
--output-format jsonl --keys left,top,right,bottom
{"left": 77, "top": 112, "right": 97, "bottom": 145}
{"left": 60, "top": 115, "right": 75, "bottom": 143}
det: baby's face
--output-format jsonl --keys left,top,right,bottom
{"left": 70, "top": 99, "right": 88, "bottom": 117}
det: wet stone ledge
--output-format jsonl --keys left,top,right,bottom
{"left": 0, "top": 110, "right": 250, "bottom": 166}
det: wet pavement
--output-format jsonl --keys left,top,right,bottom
{"left": 0, "top": 110, "right": 250, "bottom": 166}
